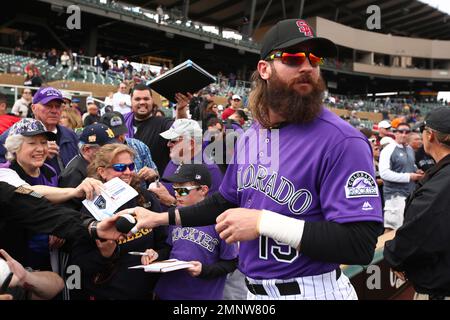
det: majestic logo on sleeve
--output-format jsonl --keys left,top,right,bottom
{"left": 345, "top": 171, "right": 379, "bottom": 198}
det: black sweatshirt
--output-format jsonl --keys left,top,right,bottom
{"left": 70, "top": 189, "right": 171, "bottom": 300}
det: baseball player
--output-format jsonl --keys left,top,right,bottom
{"left": 122, "top": 19, "right": 383, "bottom": 300}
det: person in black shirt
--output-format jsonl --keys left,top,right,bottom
{"left": 123, "top": 84, "right": 190, "bottom": 172}
{"left": 385, "top": 108, "right": 450, "bottom": 300}
{"left": 70, "top": 143, "right": 169, "bottom": 300}
{"left": 82, "top": 99, "right": 101, "bottom": 127}
{"left": 415, "top": 145, "right": 435, "bottom": 172}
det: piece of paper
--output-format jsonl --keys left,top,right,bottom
{"left": 129, "top": 259, "right": 194, "bottom": 273}
{"left": 147, "top": 60, "right": 216, "bottom": 102}
{"left": 82, "top": 177, "right": 138, "bottom": 221}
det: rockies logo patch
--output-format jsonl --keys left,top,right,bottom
{"left": 345, "top": 171, "right": 378, "bottom": 198}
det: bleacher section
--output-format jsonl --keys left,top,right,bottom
{"left": 0, "top": 52, "right": 124, "bottom": 86}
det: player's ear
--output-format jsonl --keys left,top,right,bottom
{"left": 257, "top": 60, "right": 271, "bottom": 80}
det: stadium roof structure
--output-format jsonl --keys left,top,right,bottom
{"left": 122, "top": 0, "right": 450, "bottom": 40}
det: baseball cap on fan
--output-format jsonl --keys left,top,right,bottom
{"left": 32, "top": 87, "right": 64, "bottom": 105}
{"left": 260, "top": 19, "right": 337, "bottom": 59}
{"left": 160, "top": 119, "right": 202, "bottom": 140}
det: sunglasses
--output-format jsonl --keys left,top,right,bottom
{"left": 173, "top": 186, "right": 201, "bottom": 196}
{"left": 266, "top": 51, "right": 324, "bottom": 67}
{"left": 111, "top": 163, "right": 135, "bottom": 172}
{"left": 169, "top": 137, "right": 183, "bottom": 144}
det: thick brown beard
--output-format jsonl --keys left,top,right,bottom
{"left": 265, "top": 69, "right": 326, "bottom": 124}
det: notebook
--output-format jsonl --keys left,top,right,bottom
{"left": 147, "top": 60, "right": 216, "bottom": 102}
{"left": 128, "top": 259, "right": 194, "bottom": 273}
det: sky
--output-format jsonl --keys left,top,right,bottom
{"left": 419, "top": 0, "right": 450, "bottom": 14}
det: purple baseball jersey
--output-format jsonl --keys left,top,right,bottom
{"left": 219, "top": 108, "right": 383, "bottom": 279}
{"left": 154, "top": 225, "right": 238, "bottom": 300}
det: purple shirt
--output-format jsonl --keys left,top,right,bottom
{"left": 154, "top": 225, "right": 238, "bottom": 300}
{"left": 219, "top": 108, "right": 383, "bottom": 279}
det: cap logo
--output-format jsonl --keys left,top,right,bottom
{"left": 105, "top": 128, "right": 115, "bottom": 138}
{"left": 88, "top": 135, "right": 97, "bottom": 143}
{"left": 296, "top": 20, "right": 313, "bottom": 37}
{"left": 42, "top": 88, "right": 61, "bottom": 97}
{"left": 110, "top": 116, "right": 123, "bottom": 127}
{"left": 195, "top": 174, "right": 201, "bottom": 180}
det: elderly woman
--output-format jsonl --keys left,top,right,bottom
{"left": 70, "top": 143, "right": 170, "bottom": 300}
{"left": 4, "top": 118, "right": 64, "bottom": 271}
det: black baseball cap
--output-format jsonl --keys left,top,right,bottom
{"left": 162, "top": 164, "right": 211, "bottom": 188}
{"left": 260, "top": 19, "right": 337, "bottom": 59}
{"left": 100, "top": 111, "right": 128, "bottom": 137}
{"left": 424, "top": 107, "right": 450, "bottom": 134}
{"left": 79, "top": 123, "right": 117, "bottom": 145}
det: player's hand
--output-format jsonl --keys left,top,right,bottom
{"left": 74, "top": 177, "right": 104, "bottom": 200}
{"left": 0, "top": 249, "right": 28, "bottom": 288}
{"left": 115, "top": 207, "right": 167, "bottom": 237}
{"left": 140, "top": 249, "right": 159, "bottom": 265}
{"left": 216, "top": 208, "right": 262, "bottom": 244}
{"left": 148, "top": 182, "right": 176, "bottom": 206}
{"left": 0, "top": 294, "right": 12, "bottom": 300}
{"left": 46, "top": 141, "right": 60, "bottom": 160}
{"left": 137, "top": 167, "right": 158, "bottom": 182}
{"left": 95, "top": 240, "right": 117, "bottom": 258}
{"left": 186, "top": 261, "right": 202, "bottom": 277}
{"left": 48, "top": 235, "right": 65, "bottom": 249}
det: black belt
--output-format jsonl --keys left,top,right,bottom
{"left": 245, "top": 269, "right": 341, "bottom": 296}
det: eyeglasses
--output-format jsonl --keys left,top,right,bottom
{"left": 266, "top": 51, "right": 324, "bottom": 67}
{"left": 395, "top": 129, "right": 411, "bottom": 134}
{"left": 173, "top": 186, "right": 201, "bottom": 196}
{"left": 169, "top": 137, "right": 183, "bottom": 144}
{"left": 233, "top": 99, "right": 241, "bottom": 102}
{"left": 111, "top": 163, "right": 135, "bottom": 172}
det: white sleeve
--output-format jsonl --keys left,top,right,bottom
{"left": 11, "top": 101, "right": 20, "bottom": 116}
{"left": 258, "top": 210, "right": 305, "bottom": 250}
{"left": 0, "top": 168, "right": 29, "bottom": 187}
{"left": 379, "top": 144, "right": 411, "bottom": 183}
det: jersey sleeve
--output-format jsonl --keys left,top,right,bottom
{"left": 320, "top": 137, "right": 383, "bottom": 223}
{"left": 218, "top": 163, "right": 240, "bottom": 205}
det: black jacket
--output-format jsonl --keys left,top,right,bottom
{"left": 384, "top": 154, "right": 450, "bottom": 296}
{"left": 0, "top": 182, "right": 89, "bottom": 242}
{"left": 70, "top": 188, "right": 170, "bottom": 300}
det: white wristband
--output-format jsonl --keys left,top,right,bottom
{"left": 258, "top": 210, "right": 305, "bottom": 250}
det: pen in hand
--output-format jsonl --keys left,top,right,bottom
{"left": 128, "top": 251, "right": 149, "bottom": 256}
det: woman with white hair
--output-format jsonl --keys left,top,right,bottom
{"left": 4, "top": 118, "right": 65, "bottom": 272}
